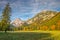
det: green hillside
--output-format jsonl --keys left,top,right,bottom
{"left": 26, "top": 11, "right": 60, "bottom": 30}
{"left": 41, "top": 12, "right": 60, "bottom": 26}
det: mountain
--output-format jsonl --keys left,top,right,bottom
{"left": 10, "top": 10, "right": 60, "bottom": 30}
{"left": 27, "top": 10, "right": 58, "bottom": 24}
{"left": 40, "top": 12, "right": 60, "bottom": 26}
{"left": 11, "top": 18, "right": 24, "bottom": 27}
{"left": 11, "top": 10, "right": 60, "bottom": 30}
{"left": 26, "top": 11, "right": 60, "bottom": 30}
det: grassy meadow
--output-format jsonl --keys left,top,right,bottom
{"left": 0, "top": 31, "right": 60, "bottom": 40}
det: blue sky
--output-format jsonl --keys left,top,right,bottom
{"left": 0, "top": 0, "right": 60, "bottom": 21}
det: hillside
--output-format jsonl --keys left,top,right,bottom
{"left": 41, "top": 12, "right": 60, "bottom": 26}
{"left": 22, "top": 11, "right": 60, "bottom": 31}
{"left": 27, "top": 11, "right": 58, "bottom": 24}
{"left": 29, "top": 12, "right": 60, "bottom": 30}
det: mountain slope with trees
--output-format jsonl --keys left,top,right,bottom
{"left": 27, "top": 11, "right": 58, "bottom": 24}
{"left": 18, "top": 11, "right": 60, "bottom": 31}
{"left": 28, "top": 12, "right": 60, "bottom": 30}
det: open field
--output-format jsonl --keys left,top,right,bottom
{"left": 0, "top": 31, "right": 60, "bottom": 40}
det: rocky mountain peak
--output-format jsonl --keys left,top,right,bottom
{"left": 11, "top": 18, "right": 24, "bottom": 27}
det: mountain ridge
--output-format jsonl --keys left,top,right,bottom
{"left": 27, "top": 10, "right": 58, "bottom": 24}
{"left": 11, "top": 10, "right": 60, "bottom": 28}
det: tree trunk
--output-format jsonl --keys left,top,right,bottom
{"left": 5, "top": 29, "right": 7, "bottom": 33}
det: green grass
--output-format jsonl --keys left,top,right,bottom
{"left": 0, "top": 32, "right": 54, "bottom": 40}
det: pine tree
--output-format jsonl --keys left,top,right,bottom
{"left": 1, "top": 3, "right": 11, "bottom": 32}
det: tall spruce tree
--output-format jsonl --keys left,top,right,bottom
{"left": 1, "top": 3, "right": 11, "bottom": 32}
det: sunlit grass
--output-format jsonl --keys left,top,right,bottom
{"left": 0, "top": 31, "right": 54, "bottom": 40}
{"left": 0, "top": 31, "right": 60, "bottom": 40}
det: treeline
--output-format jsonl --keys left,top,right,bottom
{"left": 12, "top": 20, "right": 60, "bottom": 31}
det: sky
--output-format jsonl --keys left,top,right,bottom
{"left": 0, "top": 0, "right": 60, "bottom": 21}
